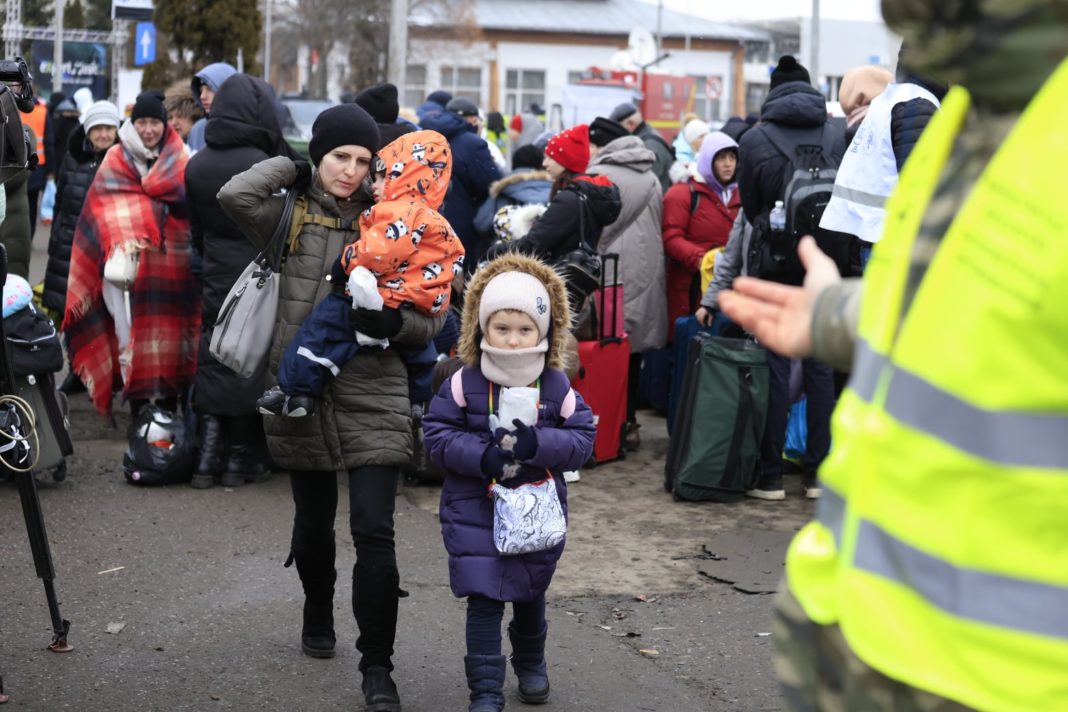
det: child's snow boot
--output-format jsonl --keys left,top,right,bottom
{"left": 465, "top": 654, "right": 507, "bottom": 712}
{"left": 508, "top": 623, "right": 550, "bottom": 704}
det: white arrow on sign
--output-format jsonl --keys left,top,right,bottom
{"left": 140, "top": 30, "right": 152, "bottom": 60}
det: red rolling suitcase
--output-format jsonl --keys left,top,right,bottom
{"left": 570, "top": 254, "right": 629, "bottom": 464}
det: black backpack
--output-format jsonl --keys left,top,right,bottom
{"left": 5, "top": 303, "right": 63, "bottom": 376}
{"left": 122, "top": 404, "right": 197, "bottom": 486}
{"left": 748, "top": 123, "right": 856, "bottom": 284}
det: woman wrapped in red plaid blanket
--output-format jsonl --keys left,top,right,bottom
{"left": 64, "top": 94, "right": 200, "bottom": 418}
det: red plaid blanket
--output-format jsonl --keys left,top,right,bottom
{"left": 64, "top": 128, "right": 200, "bottom": 416}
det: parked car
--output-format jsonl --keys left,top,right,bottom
{"left": 280, "top": 98, "right": 334, "bottom": 140}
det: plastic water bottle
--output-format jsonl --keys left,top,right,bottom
{"left": 769, "top": 200, "right": 786, "bottom": 233}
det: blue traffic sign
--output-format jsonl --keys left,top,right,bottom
{"left": 134, "top": 22, "right": 156, "bottom": 66}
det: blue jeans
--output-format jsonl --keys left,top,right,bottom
{"left": 466, "top": 594, "right": 546, "bottom": 656}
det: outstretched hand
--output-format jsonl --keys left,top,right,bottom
{"left": 718, "top": 236, "right": 840, "bottom": 358}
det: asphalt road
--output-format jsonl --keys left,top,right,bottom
{"left": 0, "top": 233, "right": 811, "bottom": 711}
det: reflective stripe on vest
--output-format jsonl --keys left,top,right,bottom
{"left": 819, "top": 83, "right": 940, "bottom": 244}
{"left": 788, "top": 58, "right": 1068, "bottom": 712}
{"left": 849, "top": 338, "right": 1068, "bottom": 469}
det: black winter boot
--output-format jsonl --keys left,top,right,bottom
{"left": 361, "top": 666, "right": 402, "bottom": 712}
{"left": 291, "top": 538, "right": 337, "bottom": 659}
{"left": 508, "top": 623, "right": 550, "bottom": 704}
{"left": 465, "top": 654, "right": 507, "bottom": 712}
{"left": 221, "top": 416, "right": 269, "bottom": 486}
{"left": 191, "top": 414, "right": 225, "bottom": 489}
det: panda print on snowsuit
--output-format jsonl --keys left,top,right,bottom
{"left": 385, "top": 220, "right": 408, "bottom": 241}
{"left": 338, "top": 129, "right": 464, "bottom": 315}
{"left": 411, "top": 223, "right": 427, "bottom": 246}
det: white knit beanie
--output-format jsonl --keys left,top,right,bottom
{"left": 478, "top": 271, "right": 552, "bottom": 338}
{"left": 83, "top": 100, "right": 121, "bottom": 130}
{"left": 682, "top": 119, "right": 710, "bottom": 146}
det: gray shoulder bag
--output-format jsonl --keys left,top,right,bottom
{"left": 209, "top": 189, "right": 298, "bottom": 378}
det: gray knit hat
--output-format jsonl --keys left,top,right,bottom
{"left": 82, "top": 100, "right": 121, "bottom": 130}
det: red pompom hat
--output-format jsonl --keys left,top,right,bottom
{"left": 545, "top": 124, "right": 590, "bottom": 174}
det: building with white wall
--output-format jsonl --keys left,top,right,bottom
{"left": 738, "top": 17, "right": 900, "bottom": 114}
{"left": 408, "top": 0, "right": 768, "bottom": 126}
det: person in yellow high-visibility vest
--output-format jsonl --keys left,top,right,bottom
{"left": 719, "top": 1, "right": 1068, "bottom": 709}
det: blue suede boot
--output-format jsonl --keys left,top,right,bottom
{"left": 508, "top": 623, "right": 550, "bottom": 704}
{"left": 465, "top": 654, "right": 507, "bottom": 712}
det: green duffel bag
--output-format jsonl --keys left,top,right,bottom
{"left": 664, "top": 334, "right": 769, "bottom": 502}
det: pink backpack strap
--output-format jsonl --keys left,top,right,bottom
{"left": 450, "top": 370, "right": 467, "bottom": 407}
{"left": 561, "top": 388, "right": 576, "bottom": 419}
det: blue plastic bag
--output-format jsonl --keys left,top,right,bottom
{"left": 40, "top": 179, "right": 56, "bottom": 223}
{"left": 784, "top": 398, "right": 808, "bottom": 460}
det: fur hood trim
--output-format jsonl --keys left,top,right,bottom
{"left": 488, "top": 169, "right": 551, "bottom": 198}
{"left": 459, "top": 253, "right": 572, "bottom": 370}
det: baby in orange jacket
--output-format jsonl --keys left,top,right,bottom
{"left": 260, "top": 130, "right": 464, "bottom": 417}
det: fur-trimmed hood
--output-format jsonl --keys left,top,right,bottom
{"left": 488, "top": 169, "right": 551, "bottom": 198}
{"left": 458, "top": 253, "right": 572, "bottom": 370}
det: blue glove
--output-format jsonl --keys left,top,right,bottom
{"left": 481, "top": 444, "right": 519, "bottom": 481}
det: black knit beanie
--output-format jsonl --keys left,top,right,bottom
{"left": 131, "top": 91, "right": 167, "bottom": 122}
{"left": 511, "top": 143, "right": 544, "bottom": 170}
{"left": 308, "top": 103, "right": 381, "bottom": 165}
{"left": 355, "top": 83, "right": 400, "bottom": 124}
{"left": 770, "top": 55, "right": 811, "bottom": 89}
{"left": 588, "top": 116, "right": 630, "bottom": 147}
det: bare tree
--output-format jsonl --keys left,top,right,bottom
{"left": 273, "top": 0, "right": 476, "bottom": 98}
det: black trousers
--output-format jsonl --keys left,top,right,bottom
{"left": 290, "top": 466, "right": 400, "bottom": 671}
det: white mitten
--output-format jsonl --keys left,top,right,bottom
{"left": 347, "top": 266, "right": 389, "bottom": 348}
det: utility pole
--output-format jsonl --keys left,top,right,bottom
{"left": 810, "top": 0, "right": 820, "bottom": 95}
{"left": 263, "top": 0, "right": 272, "bottom": 84}
{"left": 53, "top": 0, "right": 63, "bottom": 93}
{"left": 655, "top": 0, "right": 663, "bottom": 56}
{"left": 388, "top": 0, "right": 408, "bottom": 97}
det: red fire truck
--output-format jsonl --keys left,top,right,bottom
{"left": 561, "top": 67, "right": 696, "bottom": 142}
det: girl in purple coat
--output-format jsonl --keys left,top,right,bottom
{"left": 423, "top": 252, "right": 595, "bottom": 712}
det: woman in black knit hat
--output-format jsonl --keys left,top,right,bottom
{"left": 217, "top": 101, "right": 443, "bottom": 712}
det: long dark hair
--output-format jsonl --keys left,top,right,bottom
{"left": 549, "top": 169, "right": 580, "bottom": 200}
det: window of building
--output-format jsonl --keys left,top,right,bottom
{"left": 404, "top": 64, "right": 427, "bottom": 108}
{"left": 746, "top": 82, "right": 769, "bottom": 116}
{"left": 441, "top": 65, "right": 483, "bottom": 106}
{"left": 691, "top": 75, "right": 724, "bottom": 122}
{"left": 504, "top": 69, "right": 546, "bottom": 116}
{"left": 567, "top": 70, "right": 585, "bottom": 85}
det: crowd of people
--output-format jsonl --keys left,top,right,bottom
{"left": 1, "top": 53, "right": 834, "bottom": 712}
{"left": 6, "top": 0, "right": 1060, "bottom": 708}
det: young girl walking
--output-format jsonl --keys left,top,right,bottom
{"left": 422, "top": 253, "right": 596, "bottom": 711}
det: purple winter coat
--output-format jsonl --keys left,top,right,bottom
{"left": 423, "top": 366, "right": 596, "bottom": 602}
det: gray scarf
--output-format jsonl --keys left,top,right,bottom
{"left": 480, "top": 339, "right": 548, "bottom": 388}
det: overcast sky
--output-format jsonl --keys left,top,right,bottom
{"left": 648, "top": 0, "right": 884, "bottom": 22}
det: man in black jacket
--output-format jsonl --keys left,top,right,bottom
{"left": 736, "top": 55, "right": 840, "bottom": 503}
{"left": 609, "top": 102, "right": 674, "bottom": 192}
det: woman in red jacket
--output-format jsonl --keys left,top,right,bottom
{"left": 661, "top": 131, "right": 740, "bottom": 338}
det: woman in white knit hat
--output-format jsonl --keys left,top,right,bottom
{"left": 42, "top": 100, "right": 121, "bottom": 393}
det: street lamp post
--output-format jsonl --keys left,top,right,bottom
{"left": 263, "top": 0, "right": 272, "bottom": 85}
{"left": 811, "top": 0, "right": 820, "bottom": 95}
{"left": 53, "top": 0, "right": 63, "bottom": 93}
{"left": 388, "top": 0, "right": 408, "bottom": 98}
